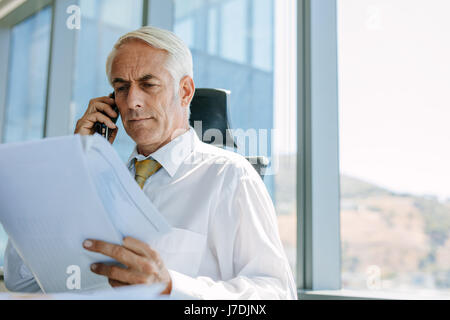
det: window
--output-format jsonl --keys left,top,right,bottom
{"left": 0, "top": 0, "right": 297, "bottom": 284}
{"left": 71, "top": 0, "right": 144, "bottom": 162}
{"left": 339, "top": 0, "right": 450, "bottom": 295}
{"left": 2, "top": 6, "right": 51, "bottom": 143}
{"left": 0, "top": 5, "right": 52, "bottom": 266}
{"left": 173, "top": 0, "right": 297, "bottom": 278}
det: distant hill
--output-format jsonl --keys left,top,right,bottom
{"left": 340, "top": 175, "right": 450, "bottom": 290}
{"left": 273, "top": 156, "right": 450, "bottom": 291}
{"left": 340, "top": 175, "right": 394, "bottom": 198}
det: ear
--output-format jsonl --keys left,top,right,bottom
{"left": 178, "top": 76, "right": 195, "bottom": 108}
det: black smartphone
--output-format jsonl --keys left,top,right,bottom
{"left": 93, "top": 92, "right": 119, "bottom": 140}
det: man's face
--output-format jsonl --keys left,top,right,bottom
{"left": 110, "top": 39, "right": 185, "bottom": 149}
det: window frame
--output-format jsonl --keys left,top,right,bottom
{"left": 144, "top": 0, "right": 174, "bottom": 30}
{"left": 45, "top": 0, "right": 79, "bottom": 138}
{"left": 0, "top": 0, "right": 53, "bottom": 142}
{"left": 296, "top": 0, "right": 341, "bottom": 292}
{"left": 0, "top": 27, "right": 10, "bottom": 143}
{"left": 297, "top": 0, "right": 450, "bottom": 300}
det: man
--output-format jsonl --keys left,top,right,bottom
{"left": 4, "top": 26, "right": 296, "bottom": 299}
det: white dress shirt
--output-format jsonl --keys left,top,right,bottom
{"left": 4, "top": 128, "right": 297, "bottom": 299}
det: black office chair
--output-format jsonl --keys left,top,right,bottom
{"left": 189, "top": 88, "right": 269, "bottom": 179}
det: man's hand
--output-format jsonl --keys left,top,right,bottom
{"left": 74, "top": 95, "right": 118, "bottom": 144}
{"left": 83, "top": 237, "right": 172, "bottom": 295}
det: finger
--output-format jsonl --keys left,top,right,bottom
{"left": 123, "top": 237, "right": 158, "bottom": 260}
{"left": 74, "top": 118, "right": 95, "bottom": 135}
{"left": 108, "top": 278, "right": 128, "bottom": 288}
{"left": 86, "top": 112, "right": 117, "bottom": 129}
{"left": 83, "top": 239, "right": 146, "bottom": 270}
{"left": 91, "top": 263, "right": 147, "bottom": 285}
{"left": 90, "top": 101, "right": 118, "bottom": 119}
{"left": 92, "top": 96, "right": 116, "bottom": 107}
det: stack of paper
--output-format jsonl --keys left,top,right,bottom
{"left": 0, "top": 283, "right": 169, "bottom": 300}
{"left": 0, "top": 134, "right": 171, "bottom": 293}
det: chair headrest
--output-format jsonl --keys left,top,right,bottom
{"left": 189, "top": 88, "right": 237, "bottom": 148}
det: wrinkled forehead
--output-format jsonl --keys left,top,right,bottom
{"left": 110, "top": 39, "right": 170, "bottom": 80}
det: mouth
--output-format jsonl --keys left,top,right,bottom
{"left": 129, "top": 117, "right": 154, "bottom": 123}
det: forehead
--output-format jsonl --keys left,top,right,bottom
{"left": 110, "top": 39, "right": 169, "bottom": 79}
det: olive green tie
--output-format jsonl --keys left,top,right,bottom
{"left": 134, "top": 158, "right": 162, "bottom": 189}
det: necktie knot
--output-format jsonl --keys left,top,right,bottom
{"left": 134, "top": 158, "right": 162, "bottom": 189}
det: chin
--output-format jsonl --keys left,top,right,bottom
{"left": 128, "top": 126, "right": 162, "bottom": 146}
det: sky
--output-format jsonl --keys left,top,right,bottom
{"left": 338, "top": 0, "right": 450, "bottom": 201}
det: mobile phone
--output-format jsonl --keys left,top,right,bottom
{"left": 93, "top": 92, "right": 119, "bottom": 140}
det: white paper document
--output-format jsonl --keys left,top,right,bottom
{"left": 0, "top": 134, "right": 171, "bottom": 293}
{"left": 0, "top": 283, "right": 168, "bottom": 300}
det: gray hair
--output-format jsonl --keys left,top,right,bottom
{"left": 105, "top": 26, "right": 194, "bottom": 96}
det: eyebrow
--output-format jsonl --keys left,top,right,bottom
{"left": 112, "top": 74, "right": 159, "bottom": 84}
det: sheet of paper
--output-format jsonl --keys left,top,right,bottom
{"left": 0, "top": 283, "right": 168, "bottom": 300}
{"left": 82, "top": 134, "right": 171, "bottom": 243}
{"left": 0, "top": 134, "right": 171, "bottom": 293}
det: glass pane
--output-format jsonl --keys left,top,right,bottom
{"left": 3, "top": 6, "right": 52, "bottom": 143}
{"left": 71, "top": 0, "right": 143, "bottom": 162}
{"left": 339, "top": 0, "right": 450, "bottom": 295}
{"left": 220, "top": 0, "right": 247, "bottom": 64}
{"left": 0, "top": 5, "right": 52, "bottom": 267}
{"left": 174, "top": 0, "right": 297, "bottom": 279}
{"left": 252, "top": 0, "right": 273, "bottom": 71}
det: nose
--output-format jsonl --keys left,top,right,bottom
{"left": 126, "top": 84, "right": 145, "bottom": 110}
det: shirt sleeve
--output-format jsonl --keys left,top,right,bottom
{"left": 3, "top": 240, "right": 42, "bottom": 293}
{"left": 168, "top": 162, "right": 297, "bottom": 300}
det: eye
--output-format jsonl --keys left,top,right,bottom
{"left": 143, "top": 83, "right": 155, "bottom": 88}
{"left": 116, "top": 86, "right": 127, "bottom": 92}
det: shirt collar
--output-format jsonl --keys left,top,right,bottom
{"left": 127, "top": 127, "right": 199, "bottom": 178}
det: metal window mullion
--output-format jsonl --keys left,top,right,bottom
{"left": 44, "top": 0, "right": 79, "bottom": 138}
{"left": 297, "top": 0, "right": 310, "bottom": 291}
{"left": 0, "top": 0, "right": 53, "bottom": 28}
{"left": 0, "top": 27, "right": 11, "bottom": 142}
{"left": 297, "top": 0, "right": 340, "bottom": 292}
{"left": 142, "top": 0, "right": 149, "bottom": 26}
{"left": 147, "top": 0, "right": 174, "bottom": 31}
